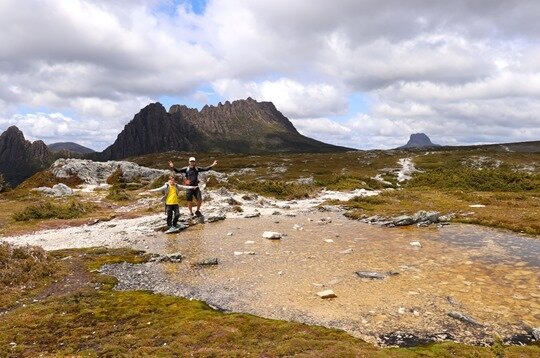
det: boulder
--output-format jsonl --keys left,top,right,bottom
{"left": 206, "top": 212, "right": 226, "bottom": 223}
{"left": 33, "top": 183, "right": 74, "bottom": 197}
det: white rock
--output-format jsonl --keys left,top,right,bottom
{"left": 227, "top": 232, "right": 233, "bottom": 236}
{"left": 397, "top": 307, "right": 407, "bottom": 314}
{"left": 410, "top": 241, "right": 422, "bottom": 248}
{"left": 262, "top": 231, "right": 282, "bottom": 239}
{"left": 324, "top": 239, "right": 334, "bottom": 243}
{"left": 469, "top": 204, "right": 486, "bottom": 208}
{"left": 234, "top": 251, "right": 244, "bottom": 256}
{"left": 339, "top": 248, "right": 353, "bottom": 254}
{"left": 245, "top": 240, "right": 255, "bottom": 244}
{"left": 293, "top": 224, "right": 303, "bottom": 230}
{"left": 532, "top": 327, "right": 540, "bottom": 341}
{"left": 317, "top": 290, "right": 337, "bottom": 299}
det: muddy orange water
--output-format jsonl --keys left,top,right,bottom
{"left": 105, "top": 211, "right": 539, "bottom": 345}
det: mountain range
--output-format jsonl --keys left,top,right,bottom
{"left": 96, "top": 98, "right": 349, "bottom": 160}
{"left": 1, "top": 98, "right": 539, "bottom": 188}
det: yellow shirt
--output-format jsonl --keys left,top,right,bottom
{"left": 165, "top": 184, "right": 179, "bottom": 205}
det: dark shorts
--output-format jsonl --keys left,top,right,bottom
{"left": 186, "top": 187, "right": 202, "bottom": 202}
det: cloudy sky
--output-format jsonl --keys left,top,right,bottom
{"left": 1, "top": 0, "right": 539, "bottom": 150}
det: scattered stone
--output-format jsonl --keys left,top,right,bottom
{"left": 234, "top": 251, "right": 243, "bottom": 256}
{"left": 447, "top": 311, "right": 484, "bottom": 326}
{"left": 206, "top": 212, "right": 226, "bottom": 223}
{"left": 355, "top": 271, "right": 399, "bottom": 280}
{"left": 262, "top": 231, "right": 282, "bottom": 239}
{"left": 88, "top": 219, "right": 100, "bottom": 226}
{"left": 216, "top": 187, "right": 232, "bottom": 197}
{"left": 196, "top": 258, "right": 219, "bottom": 266}
{"left": 225, "top": 197, "right": 241, "bottom": 205}
{"left": 284, "top": 213, "right": 296, "bottom": 217}
{"left": 339, "top": 248, "right": 353, "bottom": 254}
{"left": 392, "top": 215, "right": 416, "bottom": 226}
{"left": 227, "top": 232, "right": 233, "bottom": 236}
{"left": 397, "top": 307, "right": 407, "bottom": 315}
{"left": 149, "top": 252, "right": 184, "bottom": 263}
{"left": 241, "top": 193, "right": 258, "bottom": 201}
{"left": 324, "top": 239, "right": 334, "bottom": 243}
{"left": 317, "top": 290, "right": 337, "bottom": 299}
{"left": 469, "top": 204, "right": 486, "bottom": 208}
{"left": 293, "top": 224, "right": 303, "bottom": 230}
{"left": 245, "top": 240, "right": 255, "bottom": 244}
{"left": 410, "top": 241, "right": 422, "bottom": 248}
{"left": 244, "top": 212, "right": 261, "bottom": 218}
{"left": 532, "top": 328, "right": 540, "bottom": 341}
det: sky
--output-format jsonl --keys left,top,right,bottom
{"left": 0, "top": 0, "right": 539, "bottom": 151}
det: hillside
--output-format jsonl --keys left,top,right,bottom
{"left": 48, "top": 142, "right": 95, "bottom": 154}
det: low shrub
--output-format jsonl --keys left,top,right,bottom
{"left": 13, "top": 201, "right": 95, "bottom": 221}
{"left": 408, "top": 168, "right": 539, "bottom": 192}
{"left": 106, "top": 186, "right": 131, "bottom": 202}
{"left": 232, "top": 179, "right": 316, "bottom": 200}
{"left": 0, "top": 242, "right": 58, "bottom": 288}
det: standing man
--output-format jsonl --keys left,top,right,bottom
{"left": 169, "top": 157, "right": 218, "bottom": 218}
{"left": 148, "top": 174, "right": 197, "bottom": 232}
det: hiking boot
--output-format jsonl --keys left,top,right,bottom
{"left": 195, "top": 210, "right": 202, "bottom": 217}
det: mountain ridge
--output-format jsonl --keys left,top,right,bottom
{"left": 96, "top": 98, "right": 350, "bottom": 160}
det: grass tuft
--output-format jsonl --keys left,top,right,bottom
{"left": 12, "top": 200, "right": 96, "bottom": 221}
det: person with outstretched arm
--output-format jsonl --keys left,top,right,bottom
{"left": 148, "top": 174, "right": 197, "bottom": 231}
{"left": 169, "top": 157, "right": 218, "bottom": 218}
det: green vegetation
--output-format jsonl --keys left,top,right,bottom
{"left": 1, "top": 246, "right": 538, "bottom": 357}
{"left": 105, "top": 186, "right": 131, "bottom": 202}
{"left": 230, "top": 178, "right": 316, "bottom": 200}
{"left": 12, "top": 200, "right": 96, "bottom": 222}
{"left": 0, "top": 243, "right": 60, "bottom": 309}
{"left": 408, "top": 167, "right": 539, "bottom": 191}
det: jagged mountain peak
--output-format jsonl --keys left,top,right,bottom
{"left": 97, "top": 98, "right": 349, "bottom": 160}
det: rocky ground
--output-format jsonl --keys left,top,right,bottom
{"left": 1, "top": 157, "right": 539, "bottom": 348}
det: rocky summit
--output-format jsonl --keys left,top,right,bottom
{"left": 97, "top": 98, "right": 350, "bottom": 160}
{"left": 0, "top": 126, "right": 51, "bottom": 186}
{"left": 398, "top": 133, "right": 440, "bottom": 149}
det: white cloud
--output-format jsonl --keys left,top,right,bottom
{"left": 213, "top": 78, "right": 347, "bottom": 118}
{"left": 0, "top": 0, "right": 539, "bottom": 149}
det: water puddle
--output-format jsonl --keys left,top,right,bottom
{"left": 101, "top": 212, "right": 540, "bottom": 346}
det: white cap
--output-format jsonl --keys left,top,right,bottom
{"left": 189, "top": 157, "right": 196, "bottom": 162}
